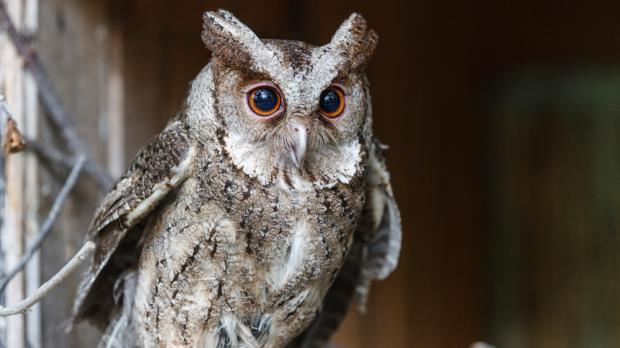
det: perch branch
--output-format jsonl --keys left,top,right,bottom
{"left": 0, "top": 241, "right": 94, "bottom": 316}
{"left": 0, "top": 156, "right": 85, "bottom": 293}
{"left": 0, "top": 1, "right": 112, "bottom": 189}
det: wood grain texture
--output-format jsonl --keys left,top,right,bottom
{"left": 31, "top": 0, "right": 620, "bottom": 346}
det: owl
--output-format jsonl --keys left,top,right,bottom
{"left": 71, "top": 10, "right": 401, "bottom": 348}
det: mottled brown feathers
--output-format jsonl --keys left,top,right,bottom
{"left": 329, "top": 13, "right": 379, "bottom": 74}
{"left": 72, "top": 123, "right": 194, "bottom": 325}
{"left": 202, "top": 10, "right": 378, "bottom": 76}
{"left": 202, "top": 9, "right": 274, "bottom": 73}
{"left": 73, "top": 10, "right": 400, "bottom": 348}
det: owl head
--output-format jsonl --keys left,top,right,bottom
{"left": 189, "top": 10, "right": 378, "bottom": 190}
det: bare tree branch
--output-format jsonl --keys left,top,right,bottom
{"left": 25, "top": 140, "right": 73, "bottom": 170}
{"left": 0, "top": 156, "right": 85, "bottom": 293}
{"left": 0, "top": 241, "right": 94, "bottom": 316}
{"left": 0, "top": 2, "right": 112, "bottom": 328}
{"left": 26, "top": 140, "right": 110, "bottom": 189}
{"left": 0, "top": 1, "right": 112, "bottom": 189}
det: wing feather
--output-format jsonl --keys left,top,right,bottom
{"left": 72, "top": 122, "right": 195, "bottom": 325}
{"left": 356, "top": 138, "right": 402, "bottom": 309}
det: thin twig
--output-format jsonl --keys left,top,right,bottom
{"left": 0, "top": 1, "right": 112, "bottom": 189}
{"left": 27, "top": 140, "right": 109, "bottom": 189}
{"left": 0, "top": 156, "right": 85, "bottom": 293}
{"left": 25, "top": 140, "right": 73, "bottom": 170}
{"left": 0, "top": 1, "right": 81, "bottom": 151}
{"left": 0, "top": 241, "right": 95, "bottom": 316}
{"left": 0, "top": 93, "right": 10, "bottom": 120}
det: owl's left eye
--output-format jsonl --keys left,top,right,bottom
{"left": 319, "top": 86, "right": 346, "bottom": 119}
{"left": 247, "top": 86, "right": 283, "bottom": 117}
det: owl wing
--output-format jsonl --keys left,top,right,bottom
{"left": 355, "top": 138, "right": 402, "bottom": 307}
{"left": 71, "top": 121, "right": 195, "bottom": 327}
{"left": 289, "top": 139, "right": 402, "bottom": 348}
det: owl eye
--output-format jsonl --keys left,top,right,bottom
{"left": 247, "top": 86, "right": 283, "bottom": 117}
{"left": 319, "top": 86, "right": 345, "bottom": 119}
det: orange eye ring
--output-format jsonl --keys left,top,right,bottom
{"left": 319, "top": 86, "right": 346, "bottom": 119}
{"left": 247, "top": 86, "right": 283, "bottom": 117}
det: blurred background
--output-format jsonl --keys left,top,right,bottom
{"left": 2, "top": 0, "right": 620, "bottom": 347}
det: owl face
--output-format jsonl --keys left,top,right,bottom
{"left": 198, "top": 10, "right": 378, "bottom": 189}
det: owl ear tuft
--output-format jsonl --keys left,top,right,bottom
{"left": 202, "top": 10, "right": 275, "bottom": 71}
{"left": 329, "top": 13, "right": 379, "bottom": 72}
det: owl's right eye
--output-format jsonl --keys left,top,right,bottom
{"left": 247, "top": 86, "right": 283, "bottom": 117}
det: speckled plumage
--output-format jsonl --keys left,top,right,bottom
{"left": 72, "top": 10, "right": 401, "bottom": 348}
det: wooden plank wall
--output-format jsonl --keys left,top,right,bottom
{"left": 15, "top": 0, "right": 497, "bottom": 346}
{"left": 20, "top": 0, "right": 620, "bottom": 347}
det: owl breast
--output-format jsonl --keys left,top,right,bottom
{"left": 132, "top": 144, "right": 366, "bottom": 347}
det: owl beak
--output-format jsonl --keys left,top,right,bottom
{"left": 289, "top": 124, "right": 308, "bottom": 169}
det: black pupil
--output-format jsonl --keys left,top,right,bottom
{"left": 253, "top": 88, "right": 278, "bottom": 112}
{"left": 320, "top": 89, "right": 341, "bottom": 113}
